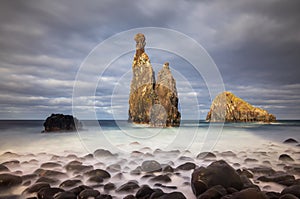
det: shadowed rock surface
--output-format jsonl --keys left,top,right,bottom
{"left": 206, "top": 91, "right": 276, "bottom": 122}
{"left": 128, "top": 33, "right": 180, "bottom": 127}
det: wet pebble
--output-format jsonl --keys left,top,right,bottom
{"left": 54, "top": 191, "right": 77, "bottom": 199}
{"left": 176, "top": 162, "right": 195, "bottom": 170}
{"left": 104, "top": 182, "right": 116, "bottom": 191}
{"left": 283, "top": 138, "right": 298, "bottom": 144}
{"left": 141, "top": 160, "right": 161, "bottom": 173}
{"left": 279, "top": 154, "right": 294, "bottom": 161}
{"left": 116, "top": 180, "right": 139, "bottom": 192}
{"left": 22, "top": 182, "right": 50, "bottom": 194}
{"left": 41, "top": 162, "right": 62, "bottom": 168}
{"left": 281, "top": 185, "right": 300, "bottom": 198}
{"left": 150, "top": 175, "right": 171, "bottom": 183}
{"left": 78, "top": 189, "right": 100, "bottom": 199}
{"left": 196, "top": 152, "right": 216, "bottom": 159}
{"left": 84, "top": 169, "right": 111, "bottom": 179}
{"left": 0, "top": 173, "right": 22, "bottom": 189}
{"left": 37, "top": 187, "right": 64, "bottom": 199}
{"left": 0, "top": 164, "right": 10, "bottom": 172}
{"left": 59, "top": 179, "right": 82, "bottom": 188}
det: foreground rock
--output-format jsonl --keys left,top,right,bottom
{"left": 128, "top": 33, "right": 180, "bottom": 127}
{"left": 206, "top": 91, "right": 276, "bottom": 122}
{"left": 43, "top": 113, "right": 82, "bottom": 132}
{"left": 191, "top": 160, "right": 243, "bottom": 197}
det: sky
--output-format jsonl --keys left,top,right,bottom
{"left": 0, "top": 0, "right": 300, "bottom": 120}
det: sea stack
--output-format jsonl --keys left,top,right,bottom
{"left": 128, "top": 33, "right": 180, "bottom": 127}
{"left": 206, "top": 91, "right": 276, "bottom": 122}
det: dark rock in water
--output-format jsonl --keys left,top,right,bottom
{"left": 236, "top": 169, "right": 254, "bottom": 178}
{"left": 158, "top": 192, "right": 186, "bottom": 199}
{"left": 116, "top": 180, "right": 139, "bottom": 192}
{"left": 34, "top": 169, "right": 68, "bottom": 178}
{"left": 196, "top": 152, "right": 216, "bottom": 159}
{"left": 230, "top": 188, "right": 268, "bottom": 199}
{"left": 59, "top": 179, "right": 82, "bottom": 188}
{"left": 106, "top": 163, "right": 121, "bottom": 172}
{"left": 281, "top": 185, "right": 300, "bottom": 198}
{"left": 0, "top": 164, "right": 10, "bottom": 172}
{"left": 249, "top": 166, "right": 275, "bottom": 175}
{"left": 279, "top": 194, "right": 299, "bottom": 199}
{"left": 22, "top": 182, "right": 50, "bottom": 194}
{"left": 84, "top": 169, "right": 111, "bottom": 179}
{"left": 266, "top": 191, "right": 281, "bottom": 199}
{"left": 41, "top": 162, "right": 62, "bottom": 168}
{"left": 191, "top": 160, "right": 243, "bottom": 197}
{"left": 220, "top": 151, "right": 236, "bottom": 157}
{"left": 54, "top": 191, "right": 77, "bottom": 199}
{"left": 150, "top": 188, "right": 164, "bottom": 198}
{"left": 150, "top": 175, "right": 171, "bottom": 183}
{"left": 135, "top": 185, "right": 154, "bottom": 198}
{"left": 87, "top": 175, "right": 103, "bottom": 184}
{"left": 123, "top": 195, "right": 136, "bottom": 199}
{"left": 178, "top": 156, "right": 193, "bottom": 161}
{"left": 128, "top": 33, "right": 180, "bottom": 127}
{"left": 36, "top": 176, "right": 60, "bottom": 185}
{"left": 240, "top": 175, "right": 259, "bottom": 189}
{"left": 104, "top": 182, "right": 116, "bottom": 191}
{"left": 244, "top": 158, "right": 259, "bottom": 163}
{"left": 130, "top": 166, "right": 142, "bottom": 175}
{"left": 284, "top": 138, "right": 298, "bottom": 144}
{"left": 176, "top": 162, "right": 196, "bottom": 170}
{"left": 0, "top": 195, "right": 20, "bottom": 199}
{"left": 94, "top": 149, "right": 115, "bottom": 158}
{"left": 69, "top": 185, "right": 92, "bottom": 196}
{"left": 141, "top": 160, "right": 162, "bottom": 172}
{"left": 162, "top": 164, "right": 174, "bottom": 173}
{"left": 0, "top": 173, "right": 22, "bottom": 189}
{"left": 257, "top": 171, "right": 295, "bottom": 185}
{"left": 197, "top": 185, "right": 227, "bottom": 199}
{"left": 206, "top": 91, "right": 276, "bottom": 122}
{"left": 78, "top": 189, "right": 100, "bottom": 199}
{"left": 65, "top": 163, "right": 93, "bottom": 174}
{"left": 2, "top": 160, "right": 20, "bottom": 167}
{"left": 37, "top": 187, "right": 64, "bottom": 199}
{"left": 97, "top": 194, "right": 113, "bottom": 199}
{"left": 43, "top": 113, "right": 82, "bottom": 132}
{"left": 279, "top": 154, "right": 294, "bottom": 161}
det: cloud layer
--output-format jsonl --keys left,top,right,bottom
{"left": 0, "top": 0, "right": 299, "bottom": 119}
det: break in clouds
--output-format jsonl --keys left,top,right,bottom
{"left": 0, "top": 0, "right": 300, "bottom": 119}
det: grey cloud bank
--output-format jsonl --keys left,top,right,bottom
{"left": 0, "top": 0, "right": 299, "bottom": 119}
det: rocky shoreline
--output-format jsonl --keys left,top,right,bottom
{"left": 0, "top": 138, "right": 299, "bottom": 199}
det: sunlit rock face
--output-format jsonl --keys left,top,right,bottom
{"left": 128, "top": 33, "right": 180, "bottom": 127}
{"left": 206, "top": 91, "right": 276, "bottom": 123}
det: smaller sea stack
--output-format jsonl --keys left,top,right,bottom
{"left": 43, "top": 113, "right": 82, "bottom": 132}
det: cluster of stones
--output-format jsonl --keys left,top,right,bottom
{"left": 0, "top": 138, "right": 298, "bottom": 199}
{"left": 128, "top": 33, "right": 181, "bottom": 127}
{"left": 207, "top": 91, "right": 276, "bottom": 123}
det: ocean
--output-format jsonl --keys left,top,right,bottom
{"left": 0, "top": 120, "right": 299, "bottom": 198}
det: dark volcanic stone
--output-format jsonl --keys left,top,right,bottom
{"left": 266, "top": 191, "right": 281, "bottom": 199}
{"left": 22, "top": 182, "right": 50, "bottom": 194}
{"left": 279, "top": 154, "right": 294, "bottom": 161}
{"left": 0, "top": 164, "right": 10, "bottom": 172}
{"left": 176, "top": 162, "right": 196, "bottom": 170}
{"left": 78, "top": 189, "right": 100, "bottom": 199}
{"left": 196, "top": 152, "right": 216, "bottom": 159}
{"left": 244, "top": 158, "right": 259, "bottom": 163}
{"left": 249, "top": 166, "right": 275, "bottom": 175}
{"left": 97, "top": 194, "right": 113, "bottom": 199}
{"left": 150, "top": 175, "right": 171, "bottom": 183}
{"left": 257, "top": 171, "right": 295, "bottom": 184}
{"left": 59, "top": 179, "right": 82, "bottom": 188}
{"left": 198, "top": 185, "right": 227, "bottom": 199}
{"left": 41, "top": 162, "right": 62, "bottom": 168}
{"left": 94, "top": 149, "right": 115, "bottom": 158}
{"left": 158, "top": 192, "right": 186, "bottom": 199}
{"left": 116, "top": 180, "right": 139, "bottom": 192}
{"left": 283, "top": 138, "right": 298, "bottom": 144}
{"left": 65, "top": 161, "right": 93, "bottom": 174}
{"left": 0, "top": 173, "right": 22, "bottom": 189}
{"left": 36, "top": 176, "right": 60, "bottom": 184}
{"left": 37, "top": 187, "right": 64, "bottom": 199}
{"left": 84, "top": 169, "right": 111, "bottom": 179}
{"left": 141, "top": 160, "right": 162, "bottom": 172}
{"left": 191, "top": 160, "right": 243, "bottom": 197}
{"left": 124, "top": 195, "right": 136, "bottom": 199}
{"left": 104, "top": 182, "right": 116, "bottom": 190}
{"left": 230, "top": 188, "right": 268, "bottom": 199}
{"left": 54, "top": 191, "right": 77, "bottom": 199}
{"left": 161, "top": 164, "right": 174, "bottom": 173}
{"left": 88, "top": 175, "right": 104, "bottom": 184}
{"left": 220, "top": 151, "right": 236, "bottom": 157}
{"left": 135, "top": 185, "right": 154, "bottom": 198}
{"left": 279, "top": 194, "right": 299, "bottom": 199}
{"left": 43, "top": 113, "right": 82, "bottom": 132}
{"left": 69, "top": 185, "right": 92, "bottom": 195}
{"left": 34, "top": 169, "right": 68, "bottom": 178}
{"left": 236, "top": 169, "right": 254, "bottom": 178}
{"left": 0, "top": 195, "right": 20, "bottom": 199}
{"left": 281, "top": 185, "right": 300, "bottom": 198}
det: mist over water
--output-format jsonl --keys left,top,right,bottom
{"left": 0, "top": 120, "right": 299, "bottom": 198}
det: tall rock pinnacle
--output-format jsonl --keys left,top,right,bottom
{"left": 128, "top": 33, "right": 181, "bottom": 127}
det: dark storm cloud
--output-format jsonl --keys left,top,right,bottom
{"left": 0, "top": 0, "right": 299, "bottom": 119}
